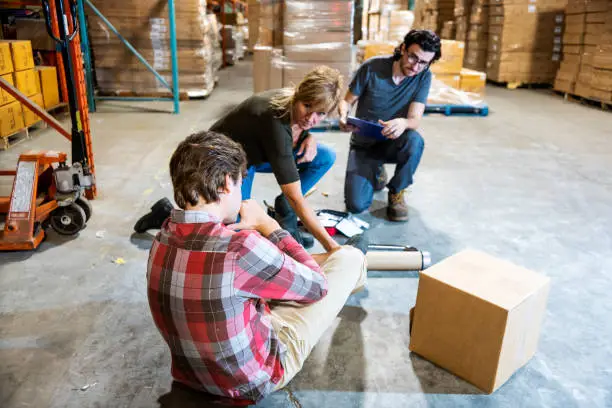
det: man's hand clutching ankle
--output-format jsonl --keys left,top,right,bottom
{"left": 227, "top": 200, "right": 281, "bottom": 237}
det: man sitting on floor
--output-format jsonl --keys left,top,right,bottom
{"left": 146, "top": 131, "right": 367, "bottom": 403}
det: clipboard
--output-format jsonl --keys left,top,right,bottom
{"left": 347, "top": 116, "right": 388, "bottom": 141}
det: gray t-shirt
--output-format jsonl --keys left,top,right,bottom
{"left": 349, "top": 56, "right": 432, "bottom": 148}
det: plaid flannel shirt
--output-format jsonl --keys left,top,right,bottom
{"left": 147, "top": 210, "right": 328, "bottom": 402}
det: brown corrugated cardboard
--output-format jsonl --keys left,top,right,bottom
{"left": 593, "top": 45, "right": 612, "bottom": 69}
{"left": 585, "top": 22, "right": 605, "bottom": 35}
{"left": 564, "top": 44, "right": 584, "bottom": 54}
{"left": 586, "top": 11, "right": 608, "bottom": 22}
{"left": 591, "top": 68, "right": 612, "bottom": 90}
{"left": 409, "top": 249, "right": 551, "bottom": 394}
{"left": 554, "top": 77, "right": 575, "bottom": 93}
{"left": 253, "top": 46, "right": 283, "bottom": 93}
{"left": 586, "top": 0, "right": 609, "bottom": 13}
{"left": 563, "top": 31, "right": 585, "bottom": 44}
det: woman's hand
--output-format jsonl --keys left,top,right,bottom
{"left": 297, "top": 135, "right": 318, "bottom": 164}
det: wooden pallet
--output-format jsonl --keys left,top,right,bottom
{"left": 553, "top": 90, "right": 612, "bottom": 111}
{"left": 0, "top": 103, "right": 70, "bottom": 150}
{"left": 1, "top": 128, "right": 30, "bottom": 150}
{"left": 487, "top": 79, "right": 553, "bottom": 90}
{"left": 97, "top": 85, "right": 218, "bottom": 101}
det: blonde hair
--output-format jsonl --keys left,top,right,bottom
{"left": 270, "top": 65, "right": 344, "bottom": 119}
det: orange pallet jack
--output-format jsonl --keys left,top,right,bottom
{"left": 0, "top": 0, "right": 95, "bottom": 251}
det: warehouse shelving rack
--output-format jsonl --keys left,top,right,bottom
{"left": 78, "top": 0, "right": 180, "bottom": 114}
{"left": 210, "top": 0, "right": 248, "bottom": 68}
{"left": 0, "top": 0, "right": 97, "bottom": 198}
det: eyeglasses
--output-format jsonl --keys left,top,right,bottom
{"left": 405, "top": 53, "right": 431, "bottom": 68}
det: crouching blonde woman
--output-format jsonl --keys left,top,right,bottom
{"left": 135, "top": 66, "right": 344, "bottom": 252}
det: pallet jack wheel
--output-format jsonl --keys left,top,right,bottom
{"left": 50, "top": 203, "right": 87, "bottom": 236}
{"left": 76, "top": 196, "right": 92, "bottom": 222}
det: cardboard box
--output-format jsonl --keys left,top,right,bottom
{"left": 563, "top": 44, "right": 584, "bottom": 54}
{"left": 563, "top": 31, "right": 584, "bottom": 44}
{"left": 586, "top": 0, "right": 609, "bottom": 13}
{"left": 0, "top": 40, "right": 35, "bottom": 71}
{"left": 253, "top": 46, "right": 283, "bottom": 93}
{"left": 554, "top": 77, "right": 574, "bottom": 93}
{"left": 593, "top": 45, "right": 612, "bottom": 70}
{"left": 36, "top": 66, "right": 61, "bottom": 108}
{"left": 431, "top": 40, "right": 465, "bottom": 74}
{"left": 0, "top": 73, "right": 15, "bottom": 106}
{"left": 409, "top": 250, "right": 551, "bottom": 393}
{"left": 460, "top": 68, "right": 486, "bottom": 94}
{"left": 0, "top": 42, "right": 14, "bottom": 75}
{"left": 13, "top": 69, "right": 39, "bottom": 97}
{"left": 22, "top": 93, "right": 45, "bottom": 127}
{"left": 586, "top": 11, "right": 607, "bottom": 23}
{"left": 0, "top": 101, "right": 25, "bottom": 137}
{"left": 591, "top": 68, "right": 612, "bottom": 90}
{"left": 434, "top": 73, "right": 461, "bottom": 88}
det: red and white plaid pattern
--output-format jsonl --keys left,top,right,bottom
{"left": 147, "top": 210, "right": 328, "bottom": 401}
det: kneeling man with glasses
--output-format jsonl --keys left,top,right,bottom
{"left": 339, "top": 30, "right": 441, "bottom": 222}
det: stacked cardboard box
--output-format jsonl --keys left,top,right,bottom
{"left": 252, "top": 0, "right": 354, "bottom": 94}
{"left": 464, "top": 0, "right": 490, "bottom": 71}
{"left": 366, "top": 1, "right": 413, "bottom": 41}
{"left": 442, "top": 20, "right": 457, "bottom": 38}
{"left": 486, "top": 0, "right": 566, "bottom": 84}
{"left": 247, "top": 0, "right": 261, "bottom": 50}
{"left": 558, "top": 0, "right": 612, "bottom": 102}
{"left": 281, "top": 0, "right": 354, "bottom": 90}
{"left": 414, "top": 0, "right": 456, "bottom": 32}
{"left": 257, "top": 0, "right": 284, "bottom": 47}
{"left": 454, "top": 0, "right": 474, "bottom": 41}
{"left": 87, "top": 0, "right": 221, "bottom": 97}
{"left": 0, "top": 39, "right": 55, "bottom": 139}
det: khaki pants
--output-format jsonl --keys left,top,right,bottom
{"left": 270, "top": 246, "right": 368, "bottom": 390}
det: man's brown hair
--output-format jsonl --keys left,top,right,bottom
{"left": 169, "top": 131, "right": 247, "bottom": 209}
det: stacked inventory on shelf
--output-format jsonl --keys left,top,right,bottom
{"left": 454, "top": 0, "right": 473, "bottom": 41}
{"left": 485, "top": 0, "right": 566, "bottom": 84}
{"left": 253, "top": 0, "right": 354, "bottom": 95}
{"left": 87, "top": 0, "right": 221, "bottom": 97}
{"left": 464, "top": 0, "right": 489, "bottom": 71}
{"left": 555, "top": 0, "right": 612, "bottom": 102}
{"left": 414, "top": 0, "right": 455, "bottom": 32}
{"left": 0, "top": 39, "right": 60, "bottom": 144}
{"left": 367, "top": 0, "right": 414, "bottom": 42}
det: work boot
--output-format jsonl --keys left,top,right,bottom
{"left": 134, "top": 198, "right": 174, "bottom": 233}
{"left": 345, "top": 232, "right": 370, "bottom": 255}
{"left": 374, "top": 165, "right": 387, "bottom": 192}
{"left": 274, "top": 194, "right": 314, "bottom": 249}
{"left": 387, "top": 190, "right": 408, "bottom": 222}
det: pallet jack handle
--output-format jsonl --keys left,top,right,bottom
{"left": 40, "top": 0, "right": 91, "bottom": 174}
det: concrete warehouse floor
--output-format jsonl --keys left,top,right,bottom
{"left": 1, "top": 60, "right": 612, "bottom": 408}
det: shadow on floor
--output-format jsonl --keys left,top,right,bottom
{"left": 130, "top": 231, "right": 156, "bottom": 251}
{"left": 157, "top": 382, "right": 253, "bottom": 408}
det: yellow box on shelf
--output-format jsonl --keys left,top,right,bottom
{"left": 22, "top": 93, "right": 45, "bottom": 127}
{"left": 36, "top": 66, "right": 61, "bottom": 108}
{"left": 0, "top": 101, "right": 25, "bottom": 137}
